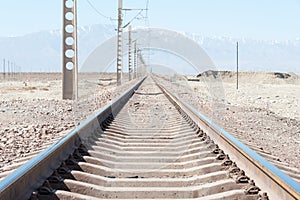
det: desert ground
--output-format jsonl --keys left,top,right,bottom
{"left": 0, "top": 71, "right": 299, "bottom": 173}
{"left": 183, "top": 71, "right": 299, "bottom": 168}
{"left": 0, "top": 72, "right": 136, "bottom": 170}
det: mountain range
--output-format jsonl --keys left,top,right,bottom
{"left": 0, "top": 24, "right": 299, "bottom": 75}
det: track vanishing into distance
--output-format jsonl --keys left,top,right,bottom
{"left": 0, "top": 77, "right": 299, "bottom": 200}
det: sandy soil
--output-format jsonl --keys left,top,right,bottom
{"left": 160, "top": 71, "right": 300, "bottom": 168}
{"left": 0, "top": 72, "right": 136, "bottom": 169}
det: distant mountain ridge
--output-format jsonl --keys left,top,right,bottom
{"left": 189, "top": 33, "right": 300, "bottom": 74}
{"left": 0, "top": 24, "right": 299, "bottom": 75}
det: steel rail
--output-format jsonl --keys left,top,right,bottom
{"left": 157, "top": 82, "right": 300, "bottom": 200}
{"left": 0, "top": 78, "right": 146, "bottom": 200}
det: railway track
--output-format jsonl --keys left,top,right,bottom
{"left": 0, "top": 76, "right": 299, "bottom": 199}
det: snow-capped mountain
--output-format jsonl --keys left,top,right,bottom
{"left": 184, "top": 32, "right": 300, "bottom": 74}
{"left": 0, "top": 24, "right": 115, "bottom": 72}
{"left": 0, "top": 24, "right": 299, "bottom": 75}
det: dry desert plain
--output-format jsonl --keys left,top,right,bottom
{"left": 0, "top": 71, "right": 299, "bottom": 177}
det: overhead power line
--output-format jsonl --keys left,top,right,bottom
{"left": 85, "top": 0, "right": 117, "bottom": 30}
{"left": 122, "top": 9, "right": 144, "bottom": 29}
{"left": 85, "top": 0, "right": 113, "bottom": 20}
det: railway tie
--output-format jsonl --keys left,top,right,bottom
{"left": 32, "top": 78, "right": 262, "bottom": 199}
{"left": 0, "top": 77, "right": 299, "bottom": 200}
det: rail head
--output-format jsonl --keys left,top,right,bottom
{"left": 157, "top": 83, "right": 300, "bottom": 200}
{"left": 0, "top": 77, "right": 146, "bottom": 200}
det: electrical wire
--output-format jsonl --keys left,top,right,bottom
{"left": 86, "top": 0, "right": 112, "bottom": 20}
{"left": 123, "top": 9, "right": 144, "bottom": 29}
{"left": 85, "top": 0, "right": 117, "bottom": 30}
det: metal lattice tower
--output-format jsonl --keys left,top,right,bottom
{"left": 62, "top": 0, "right": 78, "bottom": 100}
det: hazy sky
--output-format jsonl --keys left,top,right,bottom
{"left": 0, "top": 0, "right": 299, "bottom": 40}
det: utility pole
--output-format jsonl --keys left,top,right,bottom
{"left": 137, "top": 49, "right": 140, "bottom": 78}
{"left": 62, "top": 0, "right": 78, "bottom": 99}
{"left": 116, "top": 0, "right": 123, "bottom": 85}
{"left": 11, "top": 62, "right": 13, "bottom": 78}
{"left": 133, "top": 41, "right": 137, "bottom": 79}
{"left": 18, "top": 66, "right": 21, "bottom": 80}
{"left": 236, "top": 42, "right": 239, "bottom": 90}
{"left": 128, "top": 25, "right": 132, "bottom": 81}
{"left": 14, "top": 63, "right": 18, "bottom": 78}
{"left": 12, "top": 62, "right": 14, "bottom": 78}
{"left": 8, "top": 60, "right": 10, "bottom": 79}
{"left": 14, "top": 63, "right": 17, "bottom": 79}
{"left": 3, "top": 59, "right": 5, "bottom": 79}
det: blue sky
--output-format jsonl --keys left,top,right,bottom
{"left": 0, "top": 0, "right": 299, "bottom": 40}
